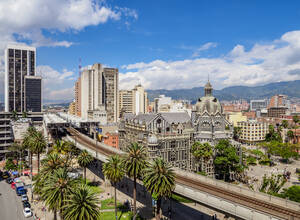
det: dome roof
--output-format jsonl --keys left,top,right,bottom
{"left": 195, "top": 81, "right": 223, "bottom": 115}
{"left": 195, "top": 96, "right": 223, "bottom": 115}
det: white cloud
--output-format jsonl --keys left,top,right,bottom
{"left": 0, "top": 0, "right": 137, "bottom": 101}
{"left": 192, "top": 42, "right": 218, "bottom": 57}
{"left": 0, "top": 0, "right": 137, "bottom": 47}
{"left": 120, "top": 30, "right": 300, "bottom": 90}
{"left": 36, "top": 65, "right": 75, "bottom": 101}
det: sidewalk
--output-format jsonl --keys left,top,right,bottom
{"left": 20, "top": 173, "right": 56, "bottom": 220}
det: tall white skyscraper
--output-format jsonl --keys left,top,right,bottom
{"left": 4, "top": 45, "right": 41, "bottom": 112}
{"left": 79, "top": 63, "right": 118, "bottom": 123}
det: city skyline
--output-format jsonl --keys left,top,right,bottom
{"left": 1, "top": 1, "right": 300, "bottom": 101}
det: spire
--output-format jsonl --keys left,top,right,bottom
{"left": 204, "top": 79, "right": 213, "bottom": 96}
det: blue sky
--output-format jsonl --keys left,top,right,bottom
{"left": 1, "top": 0, "right": 300, "bottom": 101}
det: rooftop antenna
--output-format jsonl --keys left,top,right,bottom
{"left": 208, "top": 74, "right": 210, "bottom": 82}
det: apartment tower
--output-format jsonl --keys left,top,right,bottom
{"left": 5, "top": 45, "right": 41, "bottom": 112}
{"left": 119, "top": 84, "right": 148, "bottom": 116}
{"left": 78, "top": 63, "right": 118, "bottom": 123}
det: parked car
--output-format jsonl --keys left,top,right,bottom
{"left": 22, "top": 201, "right": 31, "bottom": 209}
{"left": 23, "top": 208, "right": 32, "bottom": 218}
{"left": 21, "top": 194, "right": 28, "bottom": 202}
{"left": 6, "top": 177, "right": 13, "bottom": 184}
{"left": 15, "top": 182, "right": 25, "bottom": 196}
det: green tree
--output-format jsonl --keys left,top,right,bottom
{"left": 42, "top": 168, "right": 77, "bottom": 220}
{"left": 293, "top": 115, "right": 299, "bottom": 144}
{"left": 214, "top": 139, "right": 241, "bottom": 181}
{"left": 123, "top": 143, "right": 148, "bottom": 216}
{"left": 102, "top": 155, "right": 124, "bottom": 220}
{"left": 11, "top": 110, "right": 18, "bottom": 121}
{"left": 33, "top": 152, "right": 66, "bottom": 196}
{"left": 233, "top": 127, "right": 242, "bottom": 141}
{"left": 23, "top": 127, "right": 37, "bottom": 176}
{"left": 8, "top": 142, "right": 24, "bottom": 173}
{"left": 281, "top": 186, "right": 300, "bottom": 203}
{"left": 266, "top": 125, "right": 282, "bottom": 142}
{"left": 281, "top": 120, "right": 289, "bottom": 129}
{"left": 63, "top": 184, "right": 101, "bottom": 220}
{"left": 77, "top": 150, "right": 94, "bottom": 183}
{"left": 143, "top": 158, "right": 175, "bottom": 220}
{"left": 30, "top": 131, "right": 47, "bottom": 173}
{"left": 259, "top": 174, "right": 286, "bottom": 195}
{"left": 4, "top": 157, "right": 17, "bottom": 170}
{"left": 191, "top": 142, "right": 213, "bottom": 173}
{"left": 287, "top": 130, "right": 294, "bottom": 142}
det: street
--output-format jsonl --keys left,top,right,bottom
{"left": 0, "top": 179, "right": 34, "bottom": 220}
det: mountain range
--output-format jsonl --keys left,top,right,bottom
{"left": 147, "top": 80, "right": 300, "bottom": 103}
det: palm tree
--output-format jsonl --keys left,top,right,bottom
{"left": 102, "top": 155, "right": 124, "bottom": 220}
{"left": 23, "top": 126, "right": 37, "bottom": 176}
{"left": 281, "top": 120, "right": 289, "bottom": 129}
{"left": 143, "top": 158, "right": 175, "bottom": 220}
{"left": 33, "top": 153, "right": 66, "bottom": 198}
{"left": 77, "top": 150, "right": 94, "bottom": 183}
{"left": 293, "top": 115, "right": 299, "bottom": 143}
{"left": 42, "top": 168, "right": 77, "bottom": 220}
{"left": 287, "top": 130, "right": 294, "bottom": 143}
{"left": 30, "top": 131, "right": 47, "bottom": 173}
{"left": 123, "top": 143, "right": 147, "bottom": 215}
{"left": 63, "top": 184, "right": 101, "bottom": 220}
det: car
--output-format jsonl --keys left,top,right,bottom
{"left": 21, "top": 194, "right": 28, "bottom": 202}
{"left": 3, "top": 172, "right": 10, "bottom": 179}
{"left": 6, "top": 177, "right": 12, "bottom": 184}
{"left": 23, "top": 208, "right": 32, "bottom": 218}
{"left": 22, "top": 201, "right": 31, "bottom": 209}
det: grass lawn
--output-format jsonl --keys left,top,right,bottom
{"left": 101, "top": 197, "right": 126, "bottom": 210}
{"left": 82, "top": 179, "right": 105, "bottom": 193}
{"left": 171, "top": 193, "right": 194, "bottom": 203}
{"left": 100, "top": 211, "right": 132, "bottom": 220}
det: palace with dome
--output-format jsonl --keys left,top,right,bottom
{"left": 119, "top": 81, "right": 241, "bottom": 176}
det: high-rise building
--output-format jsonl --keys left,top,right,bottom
{"left": 24, "top": 76, "right": 42, "bottom": 112}
{"left": 5, "top": 45, "right": 41, "bottom": 112}
{"left": 119, "top": 89, "right": 133, "bottom": 116}
{"left": 103, "top": 67, "right": 119, "bottom": 123}
{"left": 119, "top": 84, "right": 148, "bottom": 116}
{"left": 250, "top": 99, "right": 268, "bottom": 111}
{"left": 133, "top": 84, "right": 148, "bottom": 114}
{"left": 268, "top": 95, "right": 290, "bottom": 109}
{"left": 77, "top": 63, "right": 118, "bottom": 123}
{"left": 75, "top": 77, "right": 81, "bottom": 117}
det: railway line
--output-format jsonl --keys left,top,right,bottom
{"left": 67, "top": 127, "right": 300, "bottom": 220}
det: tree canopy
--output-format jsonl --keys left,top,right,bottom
{"left": 213, "top": 139, "right": 242, "bottom": 181}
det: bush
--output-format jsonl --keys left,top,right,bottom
{"left": 4, "top": 158, "right": 17, "bottom": 170}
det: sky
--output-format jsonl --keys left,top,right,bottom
{"left": 1, "top": 0, "right": 300, "bottom": 101}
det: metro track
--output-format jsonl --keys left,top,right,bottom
{"left": 67, "top": 127, "right": 300, "bottom": 220}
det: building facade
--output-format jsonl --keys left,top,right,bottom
{"left": 119, "top": 82, "right": 240, "bottom": 176}
{"left": 24, "top": 76, "right": 42, "bottom": 112}
{"left": 250, "top": 99, "right": 268, "bottom": 111}
{"left": 75, "top": 77, "right": 81, "bottom": 117}
{"left": 268, "top": 107, "right": 288, "bottom": 118}
{"left": 119, "top": 84, "right": 148, "bottom": 116}
{"left": 237, "top": 120, "right": 269, "bottom": 145}
{"left": 68, "top": 102, "right": 76, "bottom": 115}
{"left": 5, "top": 45, "right": 41, "bottom": 113}
{"left": 77, "top": 63, "right": 118, "bottom": 123}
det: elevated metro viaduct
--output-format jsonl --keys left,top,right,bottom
{"left": 64, "top": 127, "right": 300, "bottom": 220}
